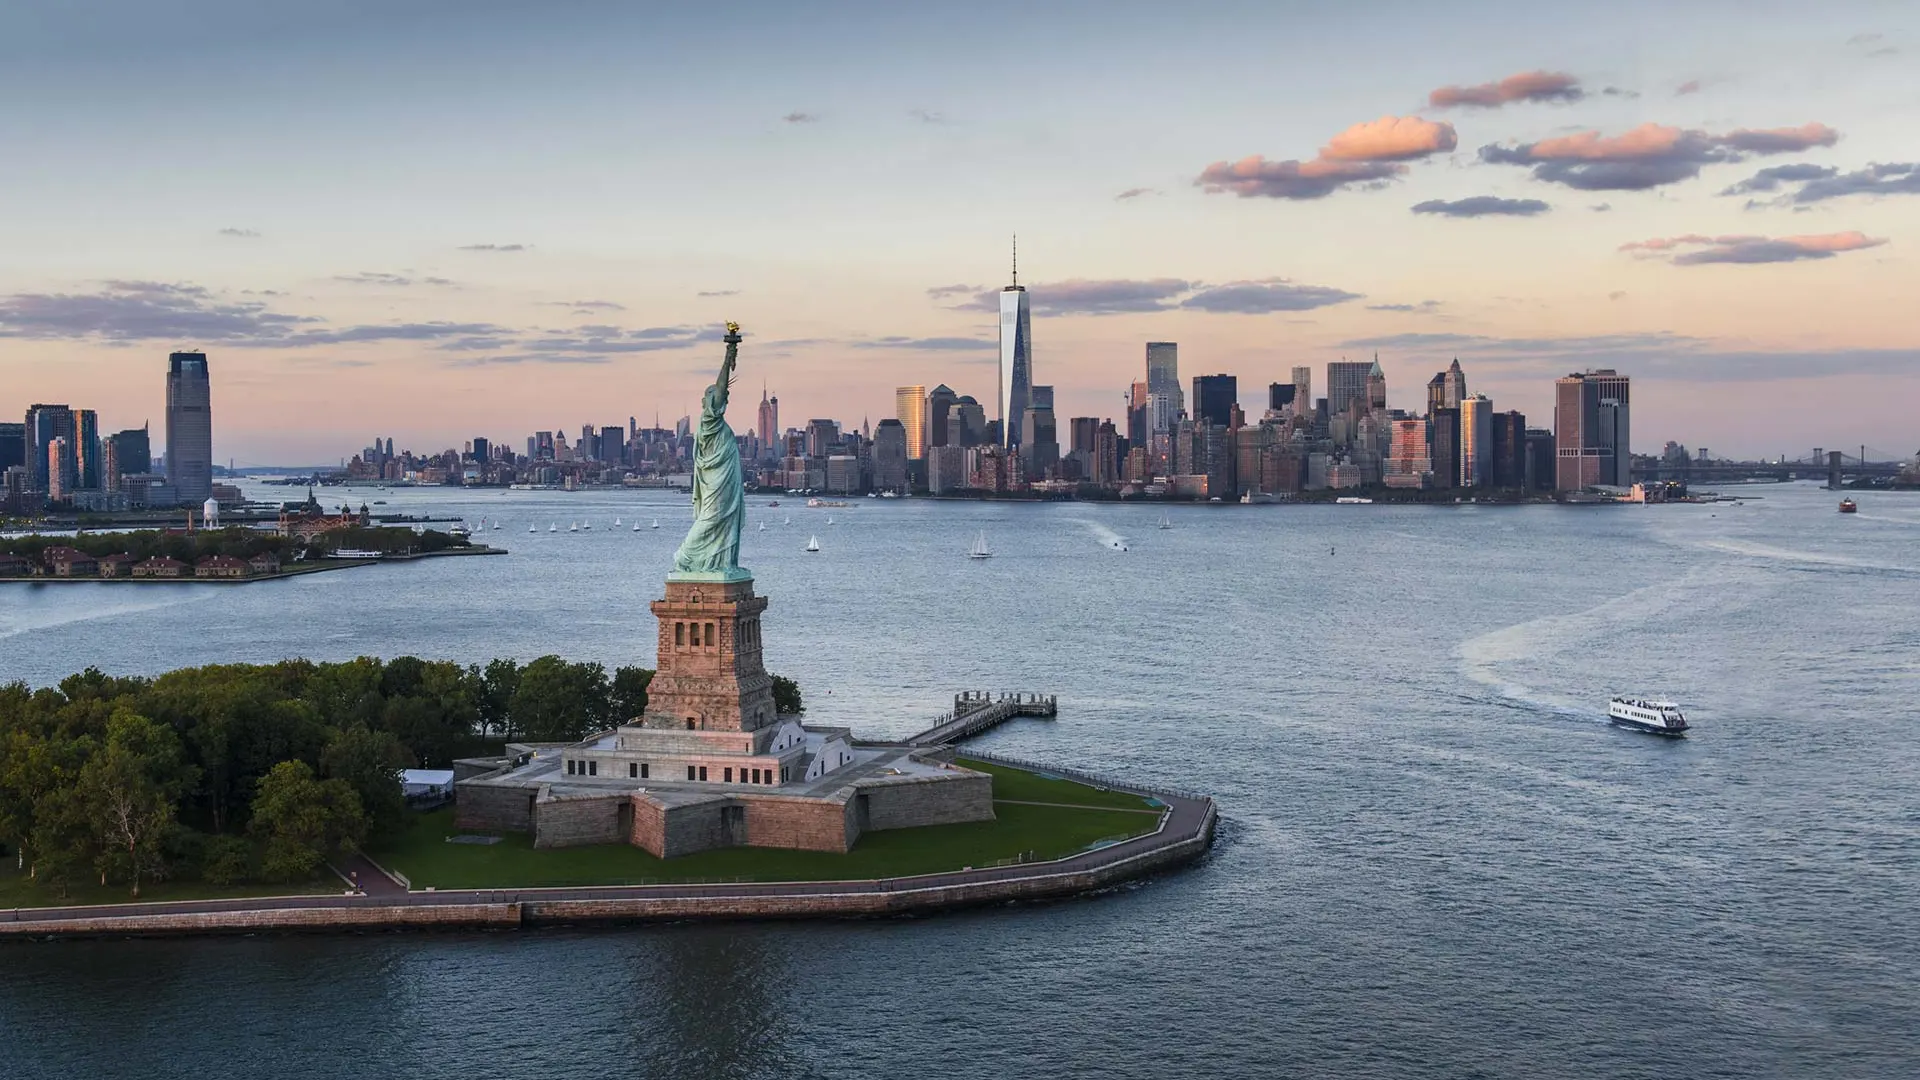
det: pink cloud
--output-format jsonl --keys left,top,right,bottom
{"left": 1620, "top": 231, "right": 1885, "bottom": 264}
{"left": 1198, "top": 115, "right": 1453, "bottom": 199}
{"left": 1481, "top": 121, "right": 1843, "bottom": 190}
{"left": 1430, "top": 70, "right": 1584, "bottom": 108}
{"left": 1321, "top": 116, "right": 1458, "bottom": 161}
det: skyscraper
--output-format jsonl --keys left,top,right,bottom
{"left": 165, "top": 351, "right": 213, "bottom": 504}
{"left": 872, "top": 419, "right": 908, "bottom": 492}
{"left": 74, "top": 409, "right": 101, "bottom": 490}
{"left": 1291, "top": 366, "right": 1311, "bottom": 411}
{"left": 24, "top": 404, "right": 73, "bottom": 494}
{"left": 1326, "top": 360, "right": 1372, "bottom": 418}
{"left": 1366, "top": 358, "right": 1387, "bottom": 412}
{"left": 1267, "top": 382, "right": 1297, "bottom": 414}
{"left": 894, "top": 385, "right": 927, "bottom": 461}
{"left": 1146, "top": 342, "right": 1182, "bottom": 432}
{"left": 1191, "top": 375, "right": 1237, "bottom": 428}
{"left": 46, "top": 437, "right": 70, "bottom": 501}
{"left": 1491, "top": 410, "right": 1527, "bottom": 489}
{"left": 926, "top": 385, "right": 957, "bottom": 449}
{"left": 757, "top": 389, "right": 779, "bottom": 460}
{"left": 1440, "top": 358, "right": 1467, "bottom": 409}
{"left": 0, "top": 422, "right": 24, "bottom": 474}
{"left": 1021, "top": 385, "right": 1058, "bottom": 478}
{"left": 1430, "top": 407, "right": 1461, "bottom": 490}
{"left": 998, "top": 238, "right": 1032, "bottom": 448}
{"left": 1554, "top": 369, "right": 1630, "bottom": 490}
{"left": 600, "top": 425, "right": 626, "bottom": 466}
{"left": 1460, "top": 394, "right": 1493, "bottom": 487}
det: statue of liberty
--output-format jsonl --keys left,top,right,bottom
{"left": 670, "top": 322, "right": 750, "bottom": 581}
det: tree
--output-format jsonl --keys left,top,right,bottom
{"left": 771, "top": 674, "right": 804, "bottom": 716}
{"left": 477, "top": 659, "right": 521, "bottom": 738}
{"left": 509, "top": 657, "right": 610, "bottom": 742}
{"left": 79, "top": 710, "right": 196, "bottom": 898}
{"left": 610, "top": 666, "right": 653, "bottom": 725}
{"left": 249, "top": 761, "right": 367, "bottom": 883}
{"left": 321, "top": 724, "right": 409, "bottom": 843}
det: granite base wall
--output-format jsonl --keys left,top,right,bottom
{"left": 0, "top": 903, "right": 523, "bottom": 938}
{"left": 631, "top": 795, "right": 745, "bottom": 857}
{"left": 533, "top": 792, "right": 628, "bottom": 849}
{"left": 740, "top": 795, "right": 857, "bottom": 852}
{"left": 454, "top": 782, "right": 535, "bottom": 834}
{"left": 859, "top": 772, "right": 994, "bottom": 831}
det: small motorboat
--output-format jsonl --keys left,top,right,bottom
{"left": 1839, "top": 498, "right": 1858, "bottom": 514}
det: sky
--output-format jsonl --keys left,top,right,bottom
{"left": 1, "top": 0, "right": 1915, "bottom": 464}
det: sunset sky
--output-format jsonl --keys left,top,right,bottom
{"left": 1, "top": 0, "right": 1915, "bottom": 463}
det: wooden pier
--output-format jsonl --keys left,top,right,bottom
{"left": 906, "top": 691, "right": 1058, "bottom": 746}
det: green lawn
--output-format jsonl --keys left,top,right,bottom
{"left": 0, "top": 862, "right": 326, "bottom": 910}
{"left": 956, "top": 758, "right": 1163, "bottom": 812}
{"left": 376, "top": 797, "right": 1162, "bottom": 890}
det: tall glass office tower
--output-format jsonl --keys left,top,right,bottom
{"left": 999, "top": 238, "right": 1032, "bottom": 448}
{"left": 166, "top": 351, "right": 214, "bottom": 503}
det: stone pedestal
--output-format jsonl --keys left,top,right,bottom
{"left": 641, "top": 577, "right": 776, "bottom": 733}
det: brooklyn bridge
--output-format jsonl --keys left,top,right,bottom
{"left": 1633, "top": 446, "right": 1916, "bottom": 486}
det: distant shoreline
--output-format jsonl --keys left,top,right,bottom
{"left": 0, "top": 545, "right": 505, "bottom": 585}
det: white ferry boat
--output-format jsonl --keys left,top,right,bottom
{"left": 1607, "top": 697, "right": 1689, "bottom": 736}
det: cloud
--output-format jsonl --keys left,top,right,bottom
{"left": 1197, "top": 157, "right": 1403, "bottom": 200}
{"left": 851, "top": 335, "right": 995, "bottom": 351}
{"left": 1410, "top": 196, "right": 1550, "bottom": 217}
{"left": 908, "top": 109, "right": 947, "bottom": 124}
{"left": 448, "top": 354, "right": 613, "bottom": 367}
{"left": 540, "top": 299, "right": 626, "bottom": 311}
{"left": 696, "top": 289, "right": 740, "bottom": 297}
{"left": 1320, "top": 116, "right": 1458, "bottom": 161}
{"left": 782, "top": 111, "right": 818, "bottom": 123}
{"left": 1030, "top": 278, "right": 1193, "bottom": 315}
{"left": 333, "top": 271, "right": 456, "bottom": 287}
{"left": 1366, "top": 300, "right": 1443, "bottom": 313}
{"left": 1478, "top": 121, "right": 1841, "bottom": 191}
{"left": 1620, "top": 231, "right": 1886, "bottom": 265}
{"left": 1179, "top": 279, "right": 1362, "bottom": 314}
{"left": 1847, "top": 32, "right": 1884, "bottom": 44}
{"left": 1608, "top": 290, "right": 1628, "bottom": 300}
{"left": 926, "top": 283, "right": 982, "bottom": 300}
{"left": 1590, "top": 202, "right": 1613, "bottom": 211}
{"left": 302, "top": 321, "right": 511, "bottom": 345}
{"left": 1337, "top": 328, "right": 1920, "bottom": 382}
{"left": 457, "top": 243, "right": 529, "bottom": 252}
{"left": 1675, "top": 80, "right": 1702, "bottom": 96}
{"left": 0, "top": 280, "right": 317, "bottom": 343}
{"left": 1725, "top": 161, "right": 1920, "bottom": 204}
{"left": 1196, "top": 115, "right": 1453, "bottom": 201}
{"left": 1429, "top": 70, "right": 1584, "bottom": 109}
{"left": 1115, "top": 187, "right": 1160, "bottom": 200}
{"left": 218, "top": 227, "right": 260, "bottom": 238}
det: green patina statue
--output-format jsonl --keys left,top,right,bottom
{"left": 669, "top": 322, "right": 751, "bottom": 582}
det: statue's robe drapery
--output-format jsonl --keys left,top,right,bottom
{"left": 672, "top": 355, "right": 746, "bottom": 576}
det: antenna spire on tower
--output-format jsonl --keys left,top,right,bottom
{"left": 1011, "top": 232, "right": 1018, "bottom": 287}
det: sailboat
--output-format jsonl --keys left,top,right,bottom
{"left": 632, "top": 522, "right": 642, "bottom": 532}
{"left": 650, "top": 518, "right": 660, "bottom": 529}
{"left": 968, "top": 530, "right": 992, "bottom": 560}
{"left": 826, "top": 516, "right": 834, "bottom": 526}
{"left": 613, "top": 517, "right": 621, "bottom": 526}
{"left": 583, "top": 521, "right": 592, "bottom": 530}
{"left": 569, "top": 521, "right": 578, "bottom": 532}
{"left": 549, "top": 522, "right": 557, "bottom": 532}
{"left": 492, "top": 521, "right": 501, "bottom": 530}
{"left": 528, "top": 524, "right": 536, "bottom": 533}
{"left": 805, "top": 535, "right": 821, "bottom": 553}
{"left": 783, "top": 516, "right": 791, "bottom": 526}
{"left": 759, "top": 521, "right": 767, "bottom": 531}
{"left": 1157, "top": 512, "right": 1172, "bottom": 530}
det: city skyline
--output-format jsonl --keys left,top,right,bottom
{"left": 2, "top": 1, "right": 1917, "bottom": 461}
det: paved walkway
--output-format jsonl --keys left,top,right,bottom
{"left": 2, "top": 792, "right": 1215, "bottom": 927}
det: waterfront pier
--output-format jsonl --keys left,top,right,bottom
{"left": 907, "top": 691, "right": 1058, "bottom": 746}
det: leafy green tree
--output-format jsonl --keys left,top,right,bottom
{"left": 476, "top": 659, "right": 520, "bottom": 737}
{"left": 79, "top": 710, "right": 197, "bottom": 897}
{"left": 510, "top": 656, "right": 610, "bottom": 742}
{"left": 610, "top": 666, "right": 653, "bottom": 725}
{"left": 249, "top": 760, "right": 367, "bottom": 883}
{"left": 200, "top": 833, "right": 252, "bottom": 885}
{"left": 771, "top": 674, "right": 805, "bottom": 716}
{"left": 321, "top": 724, "right": 409, "bottom": 842}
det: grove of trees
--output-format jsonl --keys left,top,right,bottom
{"left": 0, "top": 657, "right": 804, "bottom": 898}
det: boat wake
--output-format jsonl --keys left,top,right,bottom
{"left": 1457, "top": 566, "right": 1722, "bottom": 721}
{"left": 1690, "top": 538, "right": 1918, "bottom": 576}
{"left": 1066, "top": 518, "right": 1129, "bottom": 551}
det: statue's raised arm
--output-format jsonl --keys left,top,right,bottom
{"left": 669, "top": 322, "right": 750, "bottom": 582}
